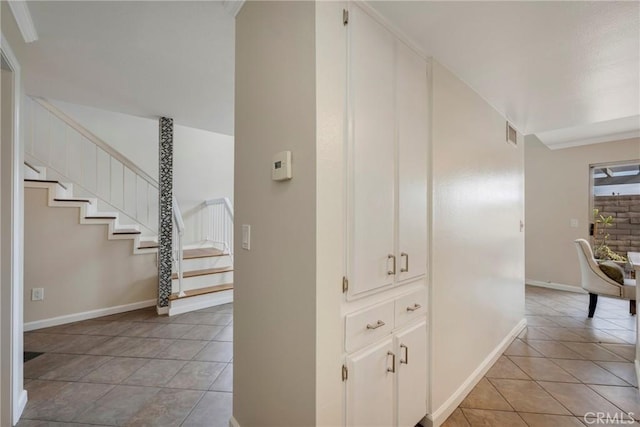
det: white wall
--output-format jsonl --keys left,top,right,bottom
{"left": 430, "top": 61, "right": 525, "bottom": 421}
{"left": 24, "top": 187, "right": 157, "bottom": 324}
{"left": 525, "top": 135, "right": 640, "bottom": 288}
{"left": 234, "top": 2, "right": 317, "bottom": 425}
{"left": 29, "top": 99, "right": 234, "bottom": 243}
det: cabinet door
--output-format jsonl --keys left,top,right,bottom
{"left": 347, "top": 6, "right": 396, "bottom": 297}
{"left": 395, "top": 320, "right": 428, "bottom": 427}
{"left": 396, "top": 41, "right": 428, "bottom": 282}
{"left": 346, "top": 337, "right": 395, "bottom": 427}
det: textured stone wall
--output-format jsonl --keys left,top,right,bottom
{"left": 593, "top": 194, "right": 640, "bottom": 255}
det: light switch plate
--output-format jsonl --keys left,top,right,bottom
{"left": 242, "top": 224, "right": 251, "bottom": 250}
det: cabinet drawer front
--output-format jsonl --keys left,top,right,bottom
{"left": 395, "top": 288, "right": 427, "bottom": 328}
{"left": 345, "top": 301, "right": 394, "bottom": 352}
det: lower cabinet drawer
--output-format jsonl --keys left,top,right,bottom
{"left": 395, "top": 288, "right": 427, "bottom": 328}
{"left": 345, "top": 300, "right": 394, "bottom": 352}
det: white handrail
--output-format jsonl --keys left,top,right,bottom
{"left": 33, "top": 97, "right": 159, "bottom": 188}
{"left": 204, "top": 197, "right": 234, "bottom": 219}
{"left": 172, "top": 196, "right": 185, "bottom": 297}
{"left": 203, "top": 197, "right": 234, "bottom": 259}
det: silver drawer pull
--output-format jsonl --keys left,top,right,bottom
{"left": 400, "top": 344, "right": 408, "bottom": 364}
{"left": 406, "top": 303, "right": 422, "bottom": 312}
{"left": 387, "top": 254, "right": 396, "bottom": 275}
{"left": 387, "top": 351, "right": 396, "bottom": 373}
{"left": 366, "top": 320, "right": 386, "bottom": 330}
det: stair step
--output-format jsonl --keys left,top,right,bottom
{"left": 169, "top": 283, "right": 233, "bottom": 301}
{"left": 85, "top": 215, "right": 117, "bottom": 220}
{"left": 113, "top": 229, "right": 142, "bottom": 235}
{"left": 183, "top": 248, "right": 225, "bottom": 259}
{"left": 26, "top": 179, "right": 68, "bottom": 190}
{"left": 139, "top": 241, "right": 159, "bottom": 249}
{"left": 54, "top": 197, "right": 91, "bottom": 203}
{"left": 172, "top": 266, "right": 233, "bottom": 280}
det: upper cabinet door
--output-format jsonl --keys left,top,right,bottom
{"left": 347, "top": 6, "right": 396, "bottom": 297}
{"left": 396, "top": 41, "right": 428, "bottom": 282}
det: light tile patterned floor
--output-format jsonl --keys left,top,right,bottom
{"left": 18, "top": 303, "right": 233, "bottom": 427}
{"left": 443, "top": 286, "right": 640, "bottom": 427}
{"left": 18, "top": 286, "right": 640, "bottom": 426}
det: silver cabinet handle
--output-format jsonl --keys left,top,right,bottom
{"left": 400, "top": 344, "right": 408, "bottom": 364}
{"left": 387, "top": 351, "right": 396, "bottom": 373}
{"left": 387, "top": 254, "right": 396, "bottom": 275}
{"left": 406, "top": 303, "right": 422, "bottom": 312}
{"left": 366, "top": 320, "right": 386, "bottom": 330}
{"left": 400, "top": 252, "right": 409, "bottom": 272}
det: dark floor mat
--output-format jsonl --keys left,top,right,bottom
{"left": 24, "top": 351, "right": 44, "bottom": 362}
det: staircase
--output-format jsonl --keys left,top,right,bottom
{"left": 168, "top": 246, "right": 234, "bottom": 315}
{"left": 24, "top": 162, "right": 158, "bottom": 254}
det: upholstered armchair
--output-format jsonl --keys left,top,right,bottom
{"left": 574, "top": 239, "right": 636, "bottom": 318}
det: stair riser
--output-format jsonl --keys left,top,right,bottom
{"left": 168, "top": 289, "right": 233, "bottom": 316}
{"left": 176, "top": 255, "right": 231, "bottom": 271}
{"left": 171, "top": 271, "right": 233, "bottom": 293}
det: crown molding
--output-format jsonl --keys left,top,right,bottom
{"left": 223, "top": 0, "right": 245, "bottom": 18}
{"left": 7, "top": 0, "right": 38, "bottom": 43}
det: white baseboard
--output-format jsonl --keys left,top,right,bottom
{"left": 229, "top": 415, "right": 240, "bottom": 427}
{"left": 13, "top": 389, "right": 28, "bottom": 425}
{"left": 526, "top": 280, "right": 586, "bottom": 294}
{"left": 24, "top": 299, "right": 157, "bottom": 331}
{"left": 169, "top": 290, "right": 233, "bottom": 316}
{"left": 424, "top": 318, "right": 528, "bottom": 427}
{"left": 156, "top": 305, "right": 169, "bottom": 315}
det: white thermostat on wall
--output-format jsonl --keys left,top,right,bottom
{"left": 272, "top": 151, "right": 292, "bottom": 181}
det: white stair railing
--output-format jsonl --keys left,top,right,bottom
{"left": 203, "top": 197, "right": 234, "bottom": 261}
{"left": 172, "top": 197, "right": 186, "bottom": 297}
{"left": 25, "top": 97, "right": 159, "bottom": 235}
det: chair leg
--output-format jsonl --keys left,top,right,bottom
{"left": 588, "top": 293, "right": 598, "bottom": 318}
{"left": 630, "top": 300, "right": 636, "bottom": 316}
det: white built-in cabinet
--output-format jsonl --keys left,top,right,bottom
{"left": 346, "top": 5, "right": 428, "bottom": 299}
{"left": 343, "top": 4, "right": 429, "bottom": 427}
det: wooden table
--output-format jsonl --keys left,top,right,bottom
{"left": 627, "top": 251, "right": 640, "bottom": 386}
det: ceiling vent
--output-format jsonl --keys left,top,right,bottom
{"left": 506, "top": 122, "right": 517, "bottom": 146}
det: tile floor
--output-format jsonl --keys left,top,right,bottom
{"left": 443, "top": 286, "right": 640, "bottom": 426}
{"left": 18, "top": 286, "right": 640, "bottom": 426}
{"left": 18, "top": 303, "right": 233, "bottom": 427}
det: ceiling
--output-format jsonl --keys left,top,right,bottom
{"left": 12, "top": 1, "right": 640, "bottom": 146}
{"left": 21, "top": 1, "right": 235, "bottom": 135}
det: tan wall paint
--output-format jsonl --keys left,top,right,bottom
{"left": 430, "top": 61, "right": 525, "bottom": 413}
{"left": 234, "top": 1, "right": 317, "bottom": 425}
{"left": 24, "top": 188, "right": 157, "bottom": 323}
{"left": 524, "top": 135, "right": 640, "bottom": 287}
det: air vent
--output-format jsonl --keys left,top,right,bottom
{"left": 506, "top": 122, "right": 517, "bottom": 146}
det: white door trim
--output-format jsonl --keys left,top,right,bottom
{"left": 1, "top": 31, "right": 27, "bottom": 426}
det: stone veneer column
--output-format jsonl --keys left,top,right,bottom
{"left": 158, "top": 117, "right": 173, "bottom": 309}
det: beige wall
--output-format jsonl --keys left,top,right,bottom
{"left": 24, "top": 188, "right": 157, "bottom": 323}
{"left": 234, "top": 2, "right": 317, "bottom": 426}
{"left": 525, "top": 135, "right": 640, "bottom": 287}
{"left": 430, "top": 61, "right": 525, "bottom": 417}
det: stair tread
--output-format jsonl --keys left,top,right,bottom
{"left": 86, "top": 215, "right": 117, "bottom": 219}
{"left": 26, "top": 179, "right": 68, "bottom": 190}
{"left": 172, "top": 266, "right": 233, "bottom": 280}
{"left": 183, "top": 248, "right": 225, "bottom": 259}
{"left": 113, "top": 229, "right": 141, "bottom": 235}
{"left": 54, "top": 197, "right": 91, "bottom": 203}
{"left": 169, "top": 283, "right": 233, "bottom": 300}
{"left": 138, "top": 241, "right": 159, "bottom": 249}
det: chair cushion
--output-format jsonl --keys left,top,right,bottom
{"left": 599, "top": 261, "right": 625, "bottom": 285}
